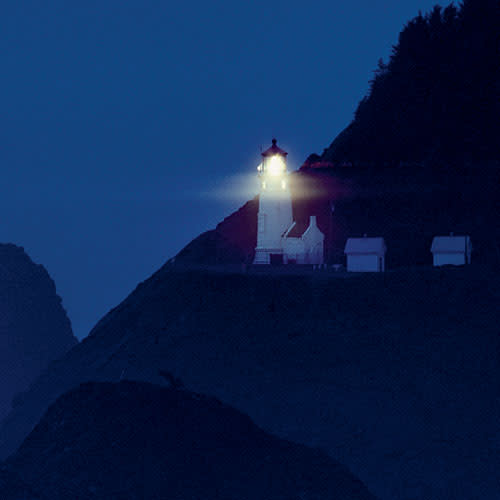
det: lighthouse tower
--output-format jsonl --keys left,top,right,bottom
{"left": 253, "top": 139, "right": 293, "bottom": 265}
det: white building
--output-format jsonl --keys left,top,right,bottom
{"left": 254, "top": 139, "right": 325, "bottom": 265}
{"left": 283, "top": 216, "right": 325, "bottom": 265}
{"left": 430, "top": 233, "right": 472, "bottom": 266}
{"left": 344, "top": 235, "right": 386, "bottom": 272}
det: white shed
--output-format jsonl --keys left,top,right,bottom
{"left": 430, "top": 234, "right": 472, "bottom": 266}
{"left": 282, "top": 216, "right": 325, "bottom": 265}
{"left": 344, "top": 236, "right": 386, "bottom": 272}
{"left": 301, "top": 216, "right": 325, "bottom": 265}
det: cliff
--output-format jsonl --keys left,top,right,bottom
{"left": 0, "top": 243, "right": 77, "bottom": 420}
{"left": 0, "top": 264, "right": 499, "bottom": 498}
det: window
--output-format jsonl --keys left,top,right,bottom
{"left": 258, "top": 214, "right": 266, "bottom": 233}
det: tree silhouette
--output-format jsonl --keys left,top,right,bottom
{"left": 323, "top": 1, "right": 500, "bottom": 166}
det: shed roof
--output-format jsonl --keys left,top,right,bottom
{"left": 344, "top": 237, "right": 386, "bottom": 255}
{"left": 431, "top": 235, "right": 471, "bottom": 253}
{"left": 285, "top": 221, "right": 308, "bottom": 238}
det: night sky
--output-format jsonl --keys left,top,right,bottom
{"left": 1, "top": 0, "right": 448, "bottom": 339}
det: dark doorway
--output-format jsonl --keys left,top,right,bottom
{"left": 270, "top": 254, "right": 284, "bottom": 266}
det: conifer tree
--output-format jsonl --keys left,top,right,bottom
{"left": 322, "top": 1, "right": 500, "bottom": 166}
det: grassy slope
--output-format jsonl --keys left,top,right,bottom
{"left": 6, "top": 381, "right": 375, "bottom": 500}
{"left": 0, "top": 263, "right": 499, "bottom": 499}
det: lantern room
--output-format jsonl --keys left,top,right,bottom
{"left": 258, "top": 139, "right": 288, "bottom": 186}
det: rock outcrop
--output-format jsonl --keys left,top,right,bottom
{"left": 0, "top": 244, "right": 77, "bottom": 420}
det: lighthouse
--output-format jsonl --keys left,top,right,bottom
{"left": 253, "top": 139, "right": 326, "bottom": 266}
{"left": 253, "top": 139, "right": 293, "bottom": 265}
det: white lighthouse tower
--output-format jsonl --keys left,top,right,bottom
{"left": 253, "top": 139, "right": 293, "bottom": 265}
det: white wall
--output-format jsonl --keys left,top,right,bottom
{"left": 283, "top": 237, "right": 305, "bottom": 264}
{"left": 305, "top": 242, "right": 324, "bottom": 265}
{"left": 254, "top": 189, "right": 293, "bottom": 265}
{"left": 433, "top": 253, "right": 466, "bottom": 266}
{"left": 302, "top": 217, "right": 325, "bottom": 265}
{"left": 347, "top": 254, "right": 383, "bottom": 272}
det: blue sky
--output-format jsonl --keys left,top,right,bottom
{"left": 0, "top": 0, "right": 450, "bottom": 338}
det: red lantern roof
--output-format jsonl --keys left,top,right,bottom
{"left": 261, "top": 138, "right": 288, "bottom": 157}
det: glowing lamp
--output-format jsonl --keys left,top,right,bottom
{"left": 260, "top": 138, "right": 288, "bottom": 181}
{"left": 268, "top": 155, "right": 285, "bottom": 176}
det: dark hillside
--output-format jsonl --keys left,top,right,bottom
{"left": 321, "top": 1, "right": 500, "bottom": 165}
{"left": 0, "top": 244, "right": 77, "bottom": 420}
{"left": 5, "top": 381, "right": 375, "bottom": 500}
{"left": 175, "top": 197, "right": 258, "bottom": 265}
{"left": 174, "top": 165, "right": 500, "bottom": 267}
{"left": 1, "top": 264, "right": 499, "bottom": 498}
{"left": 0, "top": 467, "right": 43, "bottom": 500}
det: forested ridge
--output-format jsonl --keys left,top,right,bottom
{"left": 318, "top": 0, "right": 500, "bottom": 167}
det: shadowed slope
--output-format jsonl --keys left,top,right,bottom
{"left": 0, "top": 466, "right": 43, "bottom": 500}
{"left": 0, "top": 265, "right": 499, "bottom": 499}
{"left": 6, "top": 381, "right": 376, "bottom": 500}
{"left": 0, "top": 243, "right": 77, "bottom": 420}
{"left": 175, "top": 197, "right": 258, "bottom": 265}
